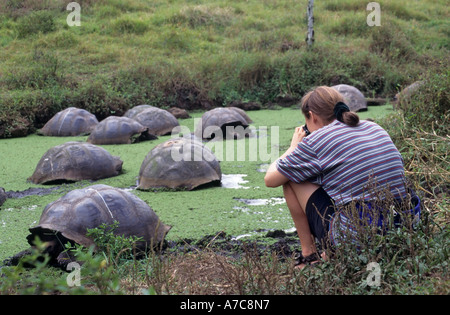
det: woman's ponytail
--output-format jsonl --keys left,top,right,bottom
{"left": 334, "top": 102, "right": 359, "bottom": 127}
{"left": 340, "top": 111, "right": 360, "bottom": 127}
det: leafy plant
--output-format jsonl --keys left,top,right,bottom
{"left": 85, "top": 221, "right": 144, "bottom": 267}
{"left": 0, "top": 238, "right": 56, "bottom": 295}
{"left": 15, "top": 10, "right": 56, "bottom": 38}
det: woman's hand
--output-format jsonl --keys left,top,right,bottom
{"left": 290, "top": 126, "right": 307, "bottom": 149}
{"left": 264, "top": 125, "right": 307, "bottom": 188}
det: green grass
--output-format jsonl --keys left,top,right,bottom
{"left": 0, "top": 0, "right": 448, "bottom": 137}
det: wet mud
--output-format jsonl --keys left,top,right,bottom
{"left": 0, "top": 188, "right": 6, "bottom": 206}
{"left": 1, "top": 228, "right": 301, "bottom": 269}
{"left": 163, "top": 229, "right": 300, "bottom": 261}
{"left": 5, "top": 186, "right": 61, "bottom": 199}
{"left": 1, "top": 174, "right": 298, "bottom": 267}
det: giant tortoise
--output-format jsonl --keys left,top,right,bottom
{"left": 26, "top": 184, "right": 171, "bottom": 266}
{"left": 129, "top": 107, "right": 180, "bottom": 136}
{"left": 195, "top": 107, "right": 253, "bottom": 140}
{"left": 39, "top": 107, "right": 99, "bottom": 137}
{"left": 28, "top": 142, "right": 123, "bottom": 184}
{"left": 331, "top": 84, "right": 367, "bottom": 112}
{"left": 137, "top": 137, "right": 222, "bottom": 191}
{"left": 393, "top": 81, "right": 425, "bottom": 110}
{"left": 0, "top": 187, "right": 6, "bottom": 207}
{"left": 123, "top": 104, "right": 156, "bottom": 119}
{"left": 87, "top": 116, "right": 157, "bottom": 145}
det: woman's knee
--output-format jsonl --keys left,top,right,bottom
{"left": 285, "top": 181, "right": 321, "bottom": 210}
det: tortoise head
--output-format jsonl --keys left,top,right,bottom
{"left": 113, "top": 156, "right": 124, "bottom": 173}
{"left": 26, "top": 227, "right": 77, "bottom": 267}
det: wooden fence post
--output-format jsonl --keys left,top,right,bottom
{"left": 306, "top": 0, "right": 314, "bottom": 48}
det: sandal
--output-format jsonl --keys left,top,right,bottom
{"left": 294, "top": 251, "right": 322, "bottom": 268}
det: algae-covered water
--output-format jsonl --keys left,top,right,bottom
{"left": 0, "top": 106, "right": 393, "bottom": 262}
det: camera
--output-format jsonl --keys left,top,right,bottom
{"left": 303, "top": 124, "right": 311, "bottom": 136}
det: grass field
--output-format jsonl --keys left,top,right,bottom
{"left": 0, "top": 0, "right": 448, "bottom": 137}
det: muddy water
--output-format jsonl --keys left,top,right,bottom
{"left": 6, "top": 187, "right": 60, "bottom": 199}
{"left": 230, "top": 197, "right": 291, "bottom": 241}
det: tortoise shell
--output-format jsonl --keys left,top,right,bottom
{"left": 0, "top": 187, "right": 6, "bottom": 207}
{"left": 131, "top": 107, "right": 180, "bottom": 136}
{"left": 393, "top": 81, "right": 425, "bottom": 110}
{"left": 87, "top": 116, "right": 156, "bottom": 145}
{"left": 195, "top": 107, "right": 252, "bottom": 140}
{"left": 27, "top": 184, "right": 171, "bottom": 253}
{"left": 28, "top": 142, "right": 123, "bottom": 184}
{"left": 331, "top": 84, "right": 367, "bottom": 112}
{"left": 228, "top": 107, "right": 253, "bottom": 124}
{"left": 123, "top": 104, "right": 156, "bottom": 119}
{"left": 39, "top": 107, "right": 99, "bottom": 136}
{"left": 137, "top": 137, "right": 221, "bottom": 190}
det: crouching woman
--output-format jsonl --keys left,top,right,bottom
{"left": 264, "top": 86, "right": 420, "bottom": 269}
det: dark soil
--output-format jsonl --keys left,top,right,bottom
{"left": 1, "top": 229, "right": 301, "bottom": 270}
{"left": 163, "top": 230, "right": 300, "bottom": 261}
{"left": 0, "top": 187, "right": 6, "bottom": 206}
{"left": 5, "top": 186, "right": 60, "bottom": 199}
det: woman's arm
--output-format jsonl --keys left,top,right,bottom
{"left": 264, "top": 126, "right": 306, "bottom": 188}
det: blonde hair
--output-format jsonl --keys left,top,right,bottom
{"left": 301, "top": 86, "right": 359, "bottom": 127}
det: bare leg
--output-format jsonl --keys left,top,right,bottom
{"left": 283, "top": 181, "right": 327, "bottom": 268}
{"left": 283, "top": 181, "right": 320, "bottom": 256}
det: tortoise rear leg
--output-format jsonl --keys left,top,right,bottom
{"left": 2, "top": 249, "right": 33, "bottom": 267}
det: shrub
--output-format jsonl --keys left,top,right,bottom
{"left": 396, "top": 72, "right": 449, "bottom": 136}
{"left": 35, "top": 30, "right": 79, "bottom": 49}
{"left": 326, "top": 11, "right": 370, "bottom": 37}
{"left": 110, "top": 17, "right": 149, "bottom": 35}
{"left": 15, "top": 10, "right": 56, "bottom": 38}
{"left": 324, "top": 0, "right": 366, "bottom": 12}
{"left": 369, "top": 20, "right": 418, "bottom": 63}
{"left": 86, "top": 221, "right": 144, "bottom": 266}
{"left": 171, "top": 5, "right": 237, "bottom": 28}
{"left": 0, "top": 237, "right": 125, "bottom": 295}
{"left": 5, "top": 49, "right": 61, "bottom": 90}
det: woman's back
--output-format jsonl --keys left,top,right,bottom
{"left": 277, "top": 119, "right": 407, "bottom": 205}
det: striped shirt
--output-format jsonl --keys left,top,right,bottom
{"left": 276, "top": 120, "right": 407, "bottom": 206}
